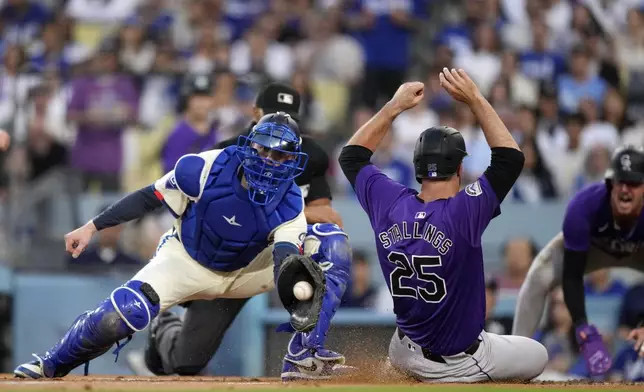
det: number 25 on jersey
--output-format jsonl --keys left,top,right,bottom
{"left": 387, "top": 252, "right": 447, "bottom": 303}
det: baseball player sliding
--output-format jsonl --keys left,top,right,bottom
{"left": 14, "top": 113, "right": 330, "bottom": 379}
{"left": 126, "top": 83, "right": 353, "bottom": 381}
{"left": 338, "top": 68, "right": 548, "bottom": 382}
{"left": 513, "top": 145, "right": 644, "bottom": 374}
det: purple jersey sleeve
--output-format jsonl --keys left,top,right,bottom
{"left": 562, "top": 183, "right": 606, "bottom": 251}
{"left": 447, "top": 175, "right": 500, "bottom": 247}
{"left": 354, "top": 164, "right": 408, "bottom": 225}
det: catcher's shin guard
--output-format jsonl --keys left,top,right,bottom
{"left": 14, "top": 280, "right": 160, "bottom": 379}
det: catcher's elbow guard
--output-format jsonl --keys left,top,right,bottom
{"left": 276, "top": 254, "right": 326, "bottom": 332}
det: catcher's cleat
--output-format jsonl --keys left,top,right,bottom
{"left": 280, "top": 333, "right": 356, "bottom": 381}
{"left": 14, "top": 354, "right": 54, "bottom": 379}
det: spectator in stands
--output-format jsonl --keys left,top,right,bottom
{"left": 455, "top": 22, "right": 501, "bottom": 97}
{"left": 68, "top": 42, "right": 139, "bottom": 192}
{"left": 584, "top": 269, "right": 627, "bottom": 298}
{"left": 65, "top": 0, "right": 140, "bottom": 25}
{"left": 500, "top": 50, "right": 539, "bottom": 108}
{"left": 137, "top": 43, "right": 180, "bottom": 130}
{"left": 484, "top": 276, "right": 513, "bottom": 335}
{"left": 538, "top": 287, "right": 578, "bottom": 375}
{"left": 0, "top": 45, "right": 40, "bottom": 133}
{"left": 341, "top": 249, "right": 378, "bottom": 308}
{"left": 617, "top": 282, "right": 644, "bottom": 340}
{"left": 509, "top": 138, "right": 557, "bottom": 203}
{"left": 497, "top": 237, "right": 538, "bottom": 291}
{"left": 27, "top": 22, "right": 72, "bottom": 78}
{"left": 223, "top": 0, "right": 267, "bottom": 42}
{"left": 573, "top": 144, "right": 613, "bottom": 192}
{"left": 518, "top": 17, "right": 566, "bottom": 84}
{"left": 293, "top": 10, "right": 364, "bottom": 129}
{"left": 67, "top": 204, "right": 143, "bottom": 270}
{"left": 345, "top": 0, "right": 423, "bottom": 110}
{"left": 127, "top": 0, "right": 174, "bottom": 42}
{"left": 161, "top": 74, "right": 216, "bottom": 173}
{"left": 23, "top": 85, "right": 68, "bottom": 181}
{"left": 117, "top": 20, "right": 157, "bottom": 79}
{"left": 557, "top": 45, "right": 608, "bottom": 114}
{"left": 230, "top": 13, "right": 294, "bottom": 82}
{"left": 541, "top": 113, "right": 585, "bottom": 199}
{"left": 0, "top": 0, "right": 52, "bottom": 45}
{"left": 578, "top": 98, "right": 620, "bottom": 152}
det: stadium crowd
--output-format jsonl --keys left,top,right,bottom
{"left": 1, "top": 0, "right": 644, "bottom": 381}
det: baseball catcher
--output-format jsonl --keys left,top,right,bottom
{"left": 126, "top": 83, "right": 352, "bottom": 380}
{"left": 14, "top": 112, "right": 313, "bottom": 379}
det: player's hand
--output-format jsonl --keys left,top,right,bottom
{"left": 628, "top": 327, "right": 644, "bottom": 357}
{"left": 0, "top": 130, "right": 11, "bottom": 151}
{"left": 576, "top": 324, "right": 612, "bottom": 375}
{"left": 64, "top": 222, "right": 98, "bottom": 258}
{"left": 439, "top": 68, "right": 483, "bottom": 106}
{"left": 386, "top": 81, "right": 425, "bottom": 115}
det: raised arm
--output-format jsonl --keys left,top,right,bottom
{"left": 339, "top": 82, "right": 424, "bottom": 188}
{"left": 439, "top": 68, "right": 524, "bottom": 203}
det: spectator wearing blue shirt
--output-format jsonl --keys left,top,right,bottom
{"left": 0, "top": 0, "right": 52, "bottom": 45}
{"left": 557, "top": 45, "right": 608, "bottom": 114}
{"left": 223, "top": 0, "right": 268, "bottom": 42}
{"left": 27, "top": 22, "right": 72, "bottom": 78}
{"left": 518, "top": 18, "right": 566, "bottom": 83}
{"left": 344, "top": 0, "right": 426, "bottom": 110}
{"left": 584, "top": 269, "right": 628, "bottom": 298}
{"left": 127, "top": 0, "right": 174, "bottom": 41}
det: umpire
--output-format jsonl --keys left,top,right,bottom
{"left": 128, "top": 82, "right": 343, "bottom": 376}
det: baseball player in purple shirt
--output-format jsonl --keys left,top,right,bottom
{"left": 337, "top": 68, "right": 548, "bottom": 382}
{"left": 513, "top": 145, "right": 644, "bottom": 376}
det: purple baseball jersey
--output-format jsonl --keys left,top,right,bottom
{"left": 564, "top": 182, "right": 644, "bottom": 257}
{"left": 355, "top": 164, "right": 501, "bottom": 355}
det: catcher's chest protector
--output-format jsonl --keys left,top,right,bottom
{"left": 179, "top": 147, "right": 303, "bottom": 272}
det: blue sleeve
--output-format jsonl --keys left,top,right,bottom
{"left": 93, "top": 185, "right": 163, "bottom": 230}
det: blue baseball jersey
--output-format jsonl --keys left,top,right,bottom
{"left": 354, "top": 164, "right": 500, "bottom": 355}
{"left": 563, "top": 183, "right": 644, "bottom": 257}
{"left": 153, "top": 146, "right": 306, "bottom": 272}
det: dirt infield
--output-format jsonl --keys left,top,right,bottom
{"left": 0, "top": 375, "right": 643, "bottom": 392}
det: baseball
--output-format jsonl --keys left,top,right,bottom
{"left": 293, "top": 281, "right": 313, "bottom": 301}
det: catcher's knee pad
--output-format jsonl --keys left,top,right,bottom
{"left": 110, "top": 280, "right": 161, "bottom": 332}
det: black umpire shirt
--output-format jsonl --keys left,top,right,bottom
{"left": 215, "top": 126, "right": 332, "bottom": 204}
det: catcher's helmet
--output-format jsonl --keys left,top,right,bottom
{"left": 413, "top": 126, "right": 468, "bottom": 183}
{"left": 605, "top": 145, "right": 644, "bottom": 184}
{"left": 177, "top": 74, "right": 212, "bottom": 112}
{"left": 236, "top": 112, "right": 308, "bottom": 205}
